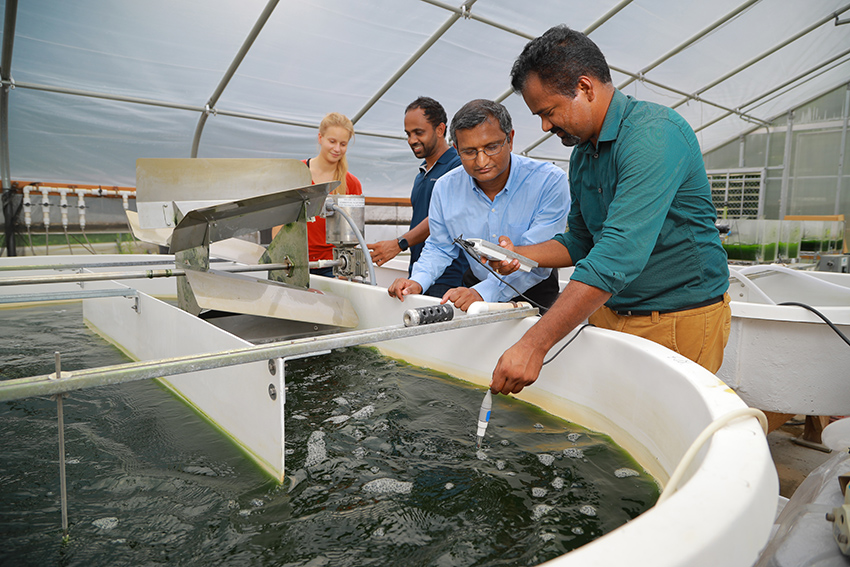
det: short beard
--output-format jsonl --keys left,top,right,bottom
{"left": 551, "top": 128, "right": 580, "bottom": 147}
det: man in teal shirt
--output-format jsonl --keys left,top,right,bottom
{"left": 490, "top": 25, "right": 730, "bottom": 395}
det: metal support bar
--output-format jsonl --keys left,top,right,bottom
{"left": 0, "top": 262, "right": 293, "bottom": 286}
{"left": 779, "top": 110, "right": 795, "bottom": 219}
{"left": 1, "top": 0, "right": 19, "bottom": 257}
{"left": 670, "top": 5, "right": 850, "bottom": 111}
{"left": 53, "top": 352, "right": 69, "bottom": 537}
{"left": 190, "top": 0, "right": 280, "bottom": 157}
{"left": 0, "top": 79, "right": 406, "bottom": 143}
{"left": 352, "top": 0, "right": 477, "bottom": 124}
{"left": 0, "top": 287, "right": 138, "bottom": 305}
{"left": 836, "top": 84, "right": 850, "bottom": 215}
{"left": 0, "top": 305, "right": 538, "bottom": 402}
{"left": 618, "top": 0, "right": 759, "bottom": 91}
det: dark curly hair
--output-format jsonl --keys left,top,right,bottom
{"left": 510, "top": 25, "right": 612, "bottom": 97}
{"left": 405, "top": 96, "right": 449, "bottom": 130}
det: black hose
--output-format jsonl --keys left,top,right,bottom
{"left": 779, "top": 301, "right": 850, "bottom": 347}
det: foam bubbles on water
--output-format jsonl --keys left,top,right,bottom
{"left": 324, "top": 415, "right": 350, "bottom": 424}
{"left": 614, "top": 467, "right": 640, "bottom": 478}
{"left": 250, "top": 499, "right": 264, "bottom": 508}
{"left": 183, "top": 465, "right": 217, "bottom": 477}
{"left": 369, "top": 466, "right": 380, "bottom": 474}
{"left": 571, "top": 526, "right": 584, "bottom": 535}
{"left": 476, "top": 450, "right": 488, "bottom": 461}
{"left": 563, "top": 448, "right": 584, "bottom": 459}
{"left": 533, "top": 423, "right": 544, "bottom": 430}
{"left": 531, "top": 504, "right": 554, "bottom": 520}
{"left": 92, "top": 517, "right": 119, "bottom": 530}
{"left": 351, "top": 405, "right": 375, "bottom": 420}
{"left": 362, "top": 478, "right": 413, "bottom": 494}
{"left": 537, "top": 454, "right": 555, "bottom": 466}
{"left": 551, "top": 477, "right": 564, "bottom": 489}
{"left": 445, "top": 483, "right": 454, "bottom": 490}
{"left": 532, "top": 487, "right": 548, "bottom": 498}
{"left": 496, "top": 460, "right": 506, "bottom": 470}
{"left": 291, "top": 414, "right": 308, "bottom": 421}
{"left": 567, "top": 432, "right": 581, "bottom": 442}
{"left": 333, "top": 397, "right": 350, "bottom": 406}
{"left": 579, "top": 505, "right": 597, "bottom": 517}
{"left": 373, "top": 527, "right": 385, "bottom": 538}
{"left": 352, "top": 447, "right": 366, "bottom": 459}
{"left": 305, "top": 431, "right": 327, "bottom": 467}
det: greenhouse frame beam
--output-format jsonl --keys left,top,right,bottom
{"left": 351, "top": 0, "right": 478, "bottom": 125}
{"left": 520, "top": 62, "right": 771, "bottom": 157}
{"left": 694, "top": 47, "right": 850, "bottom": 135}
{"left": 1, "top": 0, "right": 18, "bottom": 257}
{"left": 501, "top": 0, "right": 770, "bottom": 156}
{"left": 670, "top": 4, "right": 850, "bottom": 111}
{"left": 618, "top": 0, "right": 761, "bottom": 91}
{"left": 701, "top": 61, "right": 850, "bottom": 155}
{"left": 190, "top": 0, "right": 280, "bottom": 158}
{"left": 0, "top": 80, "right": 406, "bottom": 143}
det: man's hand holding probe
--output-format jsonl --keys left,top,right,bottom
{"left": 488, "top": 237, "right": 612, "bottom": 396}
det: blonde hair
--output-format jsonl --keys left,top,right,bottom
{"left": 319, "top": 112, "right": 355, "bottom": 194}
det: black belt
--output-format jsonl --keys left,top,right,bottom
{"left": 613, "top": 295, "right": 725, "bottom": 317}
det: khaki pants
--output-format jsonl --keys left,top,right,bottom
{"left": 588, "top": 293, "right": 732, "bottom": 373}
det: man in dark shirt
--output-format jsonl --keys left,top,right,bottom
{"left": 368, "top": 97, "right": 467, "bottom": 298}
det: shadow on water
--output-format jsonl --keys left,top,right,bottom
{"left": 0, "top": 304, "right": 658, "bottom": 567}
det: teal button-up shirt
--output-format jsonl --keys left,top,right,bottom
{"left": 555, "top": 89, "right": 728, "bottom": 311}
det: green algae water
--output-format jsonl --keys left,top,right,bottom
{"left": 0, "top": 304, "right": 659, "bottom": 567}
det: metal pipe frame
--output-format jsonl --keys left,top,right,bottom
{"left": 0, "top": 78, "right": 406, "bottom": 143}
{"left": 1, "top": 0, "right": 19, "bottom": 257}
{"left": 0, "top": 305, "right": 538, "bottom": 403}
{"left": 618, "top": 0, "right": 761, "bottom": 91}
{"left": 694, "top": 48, "right": 850, "bottom": 135}
{"left": 669, "top": 4, "right": 850, "bottom": 111}
{"left": 0, "top": 262, "right": 293, "bottom": 287}
{"left": 779, "top": 110, "right": 795, "bottom": 219}
{"left": 351, "top": 0, "right": 478, "bottom": 125}
{"left": 190, "top": 0, "right": 280, "bottom": 158}
{"left": 835, "top": 84, "right": 850, "bottom": 215}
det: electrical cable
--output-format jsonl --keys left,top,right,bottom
{"left": 779, "top": 301, "right": 850, "bottom": 347}
{"left": 453, "top": 236, "right": 549, "bottom": 314}
{"left": 542, "top": 323, "right": 594, "bottom": 366}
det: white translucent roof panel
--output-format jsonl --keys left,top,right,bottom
{"left": 2, "top": 0, "right": 849, "bottom": 195}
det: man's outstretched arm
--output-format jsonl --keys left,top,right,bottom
{"left": 491, "top": 280, "right": 611, "bottom": 395}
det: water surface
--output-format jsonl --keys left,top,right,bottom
{"left": 0, "top": 304, "right": 658, "bottom": 566}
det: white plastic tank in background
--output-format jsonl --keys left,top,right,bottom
{"left": 719, "top": 266, "right": 850, "bottom": 415}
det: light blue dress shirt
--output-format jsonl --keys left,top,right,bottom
{"left": 410, "top": 153, "right": 570, "bottom": 302}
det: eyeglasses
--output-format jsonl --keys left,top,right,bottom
{"left": 458, "top": 136, "right": 509, "bottom": 161}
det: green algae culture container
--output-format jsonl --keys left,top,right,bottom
{"left": 778, "top": 220, "right": 801, "bottom": 260}
{"left": 760, "top": 220, "right": 779, "bottom": 263}
{"left": 723, "top": 219, "right": 761, "bottom": 263}
{"left": 826, "top": 220, "right": 846, "bottom": 253}
{"left": 800, "top": 220, "right": 825, "bottom": 253}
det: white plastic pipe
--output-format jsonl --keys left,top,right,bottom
{"left": 467, "top": 301, "right": 532, "bottom": 315}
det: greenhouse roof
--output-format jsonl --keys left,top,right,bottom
{"left": 1, "top": 0, "right": 849, "bottom": 196}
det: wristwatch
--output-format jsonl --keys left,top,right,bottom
{"left": 397, "top": 237, "right": 409, "bottom": 252}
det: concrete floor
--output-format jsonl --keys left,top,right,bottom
{"left": 767, "top": 420, "right": 836, "bottom": 499}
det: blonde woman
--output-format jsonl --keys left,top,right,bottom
{"left": 300, "top": 112, "right": 363, "bottom": 276}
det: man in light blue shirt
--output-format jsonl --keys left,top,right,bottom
{"left": 387, "top": 99, "right": 570, "bottom": 311}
